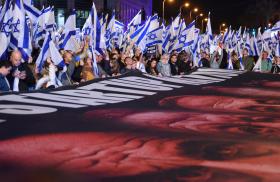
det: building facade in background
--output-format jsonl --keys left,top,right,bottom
{"left": 32, "top": 0, "right": 152, "bottom": 28}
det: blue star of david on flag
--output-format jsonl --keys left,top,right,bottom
{"left": 12, "top": 19, "right": 20, "bottom": 32}
{"left": 179, "top": 35, "right": 186, "bottom": 44}
{"left": 148, "top": 33, "right": 157, "bottom": 40}
{"left": 0, "top": 17, "right": 13, "bottom": 37}
{"left": 83, "top": 27, "right": 91, "bottom": 36}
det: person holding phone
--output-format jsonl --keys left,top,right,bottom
{"left": 6, "top": 50, "right": 36, "bottom": 92}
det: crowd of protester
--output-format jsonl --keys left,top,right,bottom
{"left": 0, "top": 39, "right": 280, "bottom": 93}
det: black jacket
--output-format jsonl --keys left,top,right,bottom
{"left": 169, "top": 62, "right": 179, "bottom": 75}
{"left": 7, "top": 62, "right": 36, "bottom": 91}
{"left": 200, "top": 58, "right": 210, "bottom": 68}
{"left": 219, "top": 49, "right": 228, "bottom": 69}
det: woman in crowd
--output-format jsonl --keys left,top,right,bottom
{"left": 210, "top": 49, "right": 223, "bottom": 69}
{"left": 169, "top": 54, "right": 179, "bottom": 76}
{"left": 109, "top": 58, "right": 121, "bottom": 76}
{"left": 35, "top": 58, "right": 62, "bottom": 90}
{"left": 271, "top": 55, "right": 280, "bottom": 74}
{"left": 178, "top": 51, "right": 193, "bottom": 75}
{"left": 81, "top": 57, "right": 95, "bottom": 82}
{"left": 146, "top": 58, "right": 159, "bottom": 76}
{"left": 199, "top": 51, "right": 210, "bottom": 68}
{"left": 231, "top": 51, "right": 241, "bottom": 70}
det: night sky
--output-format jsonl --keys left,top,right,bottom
{"left": 152, "top": 0, "right": 280, "bottom": 33}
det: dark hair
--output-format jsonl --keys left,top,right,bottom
{"left": 0, "top": 60, "right": 12, "bottom": 68}
{"left": 231, "top": 51, "right": 237, "bottom": 57}
{"left": 170, "top": 54, "right": 177, "bottom": 58}
{"left": 110, "top": 59, "right": 120, "bottom": 75}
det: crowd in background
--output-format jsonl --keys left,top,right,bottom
{"left": 0, "top": 39, "right": 280, "bottom": 93}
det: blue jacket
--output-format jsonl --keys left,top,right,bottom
{"left": 0, "top": 74, "right": 10, "bottom": 92}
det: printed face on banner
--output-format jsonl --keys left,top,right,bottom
{"left": 0, "top": 72, "right": 280, "bottom": 181}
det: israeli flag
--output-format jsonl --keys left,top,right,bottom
{"left": 64, "top": 36, "right": 80, "bottom": 53}
{"left": 253, "top": 51, "right": 263, "bottom": 72}
{"left": 174, "top": 21, "right": 195, "bottom": 52}
{"left": 45, "top": 7, "right": 56, "bottom": 32}
{"left": 91, "top": 2, "right": 104, "bottom": 54}
{"left": 36, "top": 33, "right": 52, "bottom": 72}
{"left": 227, "top": 50, "right": 234, "bottom": 70}
{"left": 82, "top": 10, "right": 92, "bottom": 37}
{"left": 149, "top": 14, "right": 160, "bottom": 32}
{"left": 222, "top": 26, "right": 231, "bottom": 44}
{"left": 162, "top": 25, "right": 171, "bottom": 53}
{"left": 0, "top": 0, "right": 11, "bottom": 23}
{"left": 172, "top": 13, "right": 182, "bottom": 36}
{"left": 251, "top": 36, "right": 260, "bottom": 57}
{"left": 145, "top": 26, "right": 163, "bottom": 47}
{"left": 206, "top": 12, "right": 213, "bottom": 43}
{"left": 36, "top": 33, "right": 65, "bottom": 72}
{"left": 49, "top": 40, "right": 65, "bottom": 68}
{"left": 59, "top": 10, "right": 76, "bottom": 50}
{"left": 130, "top": 16, "right": 153, "bottom": 51}
{"left": 10, "top": 0, "right": 32, "bottom": 61}
{"left": 271, "top": 21, "right": 280, "bottom": 32}
{"left": 192, "top": 35, "right": 201, "bottom": 67}
{"left": 0, "top": 0, "right": 13, "bottom": 59}
{"left": 167, "top": 14, "right": 182, "bottom": 52}
{"left": 162, "top": 14, "right": 181, "bottom": 53}
{"left": 105, "top": 10, "right": 116, "bottom": 50}
{"left": 262, "top": 29, "right": 272, "bottom": 42}
{"left": 112, "top": 20, "right": 125, "bottom": 49}
{"left": 236, "top": 26, "right": 242, "bottom": 41}
{"left": 106, "top": 17, "right": 124, "bottom": 50}
{"left": 127, "top": 10, "right": 142, "bottom": 34}
{"left": 33, "top": 6, "right": 53, "bottom": 45}
{"left": 23, "top": 1, "right": 40, "bottom": 26}
{"left": 100, "top": 13, "right": 108, "bottom": 43}
{"left": 244, "top": 33, "right": 253, "bottom": 56}
{"left": 236, "top": 42, "right": 245, "bottom": 70}
{"left": 82, "top": 2, "right": 104, "bottom": 54}
{"left": 275, "top": 42, "right": 280, "bottom": 57}
{"left": 242, "top": 27, "right": 247, "bottom": 41}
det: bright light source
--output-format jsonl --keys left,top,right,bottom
{"left": 200, "top": 13, "right": 203, "bottom": 17}
{"left": 184, "top": 2, "right": 190, "bottom": 7}
{"left": 194, "top": 8, "right": 198, "bottom": 12}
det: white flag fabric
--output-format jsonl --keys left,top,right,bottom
{"left": 59, "top": 10, "right": 76, "bottom": 50}
{"left": 0, "top": 0, "right": 12, "bottom": 59}
{"left": 23, "top": 2, "right": 40, "bottom": 26}
{"left": 36, "top": 33, "right": 65, "bottom": 72}
{"left": 174, "top": 21, "right": 195, "bottom": 52}
{"left": 206, "top": 12, "right": 213, "bottom": 44}
{"left": 10, "top": 0, "right": 32, "bottom": 61}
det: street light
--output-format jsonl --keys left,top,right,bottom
{"left": 268, "top": 23, "right": 272, "bottom": 27}
{"left": 219, "top": 23, "right": 226, "bottom": 33}
{"left": 195, "top": 13, "right": 204, "bottom": 26}
{"left": 190, "top": 8, "right": 199, "bottom": 20}
{"left": 162, "top": 0, "right": 174, "bottom": 23}
{"left": 184, "top": 2, "right": 190, "bottom": 7}
{"left": 180, "top": 2, "right": 190, "bottom": 13}
{"left": 202, "top": 18, "right": 208, "bottom": 32}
